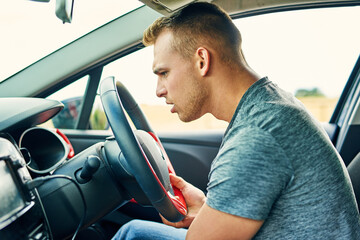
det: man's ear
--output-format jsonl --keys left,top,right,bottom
{"left": 195, "top": 47, "right": 210, "bottom": 76}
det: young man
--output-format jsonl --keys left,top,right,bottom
{"left": 113, "top": 2, "right": 360, "bottom": 239}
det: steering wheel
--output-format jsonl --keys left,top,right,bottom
{"left": 99, "top": 76, "right": 187, "bottom": 222}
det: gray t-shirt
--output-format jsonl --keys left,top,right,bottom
{"left": 206, "top": 77, "right": 360, "bottom": 239}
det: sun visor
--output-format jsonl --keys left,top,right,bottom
{"left": 139, "top": 0, "right": 211, "bottom": 16}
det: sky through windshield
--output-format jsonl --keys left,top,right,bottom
{"left": 0, "top": 0, "right": 142, "bottom": 81}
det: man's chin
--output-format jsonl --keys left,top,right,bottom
{"left": 178, "top": 112, "right": 199, "bottom": 123}
{"left": 178, "top": 113, "right": 189, "bottom": 123}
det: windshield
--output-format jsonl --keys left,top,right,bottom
{"left": 0, "top": 0, "right": 143, "bottom": 81}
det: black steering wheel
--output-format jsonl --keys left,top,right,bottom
{"left": 100, "top": 76, "right": 187, "bottom": 222}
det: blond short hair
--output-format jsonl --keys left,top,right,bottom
{"left": 143, "top": 2, "right": 243, "bottom": 65}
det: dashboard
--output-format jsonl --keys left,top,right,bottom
{"left": 0, "top": 98, "right": 64, "bottom": 239}
{"left": 0, "top": 97, "right": 131, "bottom": 240}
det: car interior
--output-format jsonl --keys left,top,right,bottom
{"left": 1, "top": 0, "right": 360, "bottom": 239}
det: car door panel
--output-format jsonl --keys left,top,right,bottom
{"left": 161, "top": 141, "right": 221, "bottom": 191}
{"left": 60, "top": 129, "right": 112, "bottom": 154}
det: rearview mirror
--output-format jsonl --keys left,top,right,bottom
{"left": 55, "top": 0, "right": 74, "bottom": 23}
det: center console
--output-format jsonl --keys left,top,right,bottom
{"left": 0, "top": 137, "right": 50, "bottom": 240}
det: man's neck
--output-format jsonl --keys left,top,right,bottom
{"left": 207, "top": 65, "right": 260, "bottom": 122}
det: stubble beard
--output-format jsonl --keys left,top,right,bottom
{"left": 178, "top": 78, "right": 209, "bottom": 123}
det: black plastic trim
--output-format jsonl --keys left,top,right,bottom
{"left": 76, "top": 67, "right": 103, "bottom": 130}
{"left": 321, "top": 123, "right": 340, "bottom": 144}
{"left": 331, "top": 55, "right": 360, "bottom": 124}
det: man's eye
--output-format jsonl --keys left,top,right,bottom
{"left": 161, "top": 72, "right": 168, "bottom": 77}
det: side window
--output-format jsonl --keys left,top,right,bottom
{"left": 100, "top": 7, "right": 359, "bottom": 132}
{"left": 235, "top": 7, "right": 360, "bottom": 122}
{"left": 45, "top": 76, "right": 88, "bottom": 129}
{"left": 90, "top": 96, "right": 108, "bottom": 130}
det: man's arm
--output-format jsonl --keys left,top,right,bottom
{"left": 186, "top": 203, "right": 263, "bottom": 240}
{"left": 162, "top": 174, "right": 264, "bottom": 239}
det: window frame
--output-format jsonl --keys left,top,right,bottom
{"left": 41, "top": 5, "right": 360, "bottom": 132}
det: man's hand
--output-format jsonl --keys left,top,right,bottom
{"left": 161, "top": 174, "right": 206, "bottom": 228}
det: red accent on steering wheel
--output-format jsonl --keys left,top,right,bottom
{"left": 148, "top": 131, "right": 187, "bottom": 215}
{"left": 56, "top": 129, "right": 75, "bottom": 159}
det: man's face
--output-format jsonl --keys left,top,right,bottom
{"left": 152, "top": 30, "right": 208, "bottom": 122}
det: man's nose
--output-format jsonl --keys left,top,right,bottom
{"left": 156, "top": 81, "right": 167, "bottom": 98}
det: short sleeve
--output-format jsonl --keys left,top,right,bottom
{"left": 206, "top": 126, "right": 293, "bottom": 220}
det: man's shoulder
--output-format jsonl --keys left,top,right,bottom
{"left": 230, "top": 79, "right": 316, "bottom": 143}
{"left": 236, "top": 81, "right": 306, "bottom": 125}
